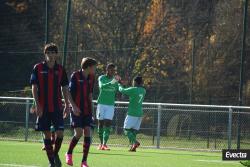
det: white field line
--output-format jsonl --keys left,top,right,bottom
{"left": 0, "top": 164, "right": 39, "bottom": 167}
{"left": 195, "top": 159, "right": 239, "bottom": 164}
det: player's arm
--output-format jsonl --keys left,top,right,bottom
{"left": 31, "top": 85, "right": 38, "bottom": 107}
{"left": 60, "top": 69, "right": 71, "bottom": 117}
{"left": 62, "top": 86, "right": 82, "bottom": 117}
{"left": 30, "top": 65, "right": 43, "bottom": 117}
{"left": 61, "top": 70, "right": 80, "bottom": 118}
{"left": 65, "top": 73, "right": 81, "bottom": 116}
{"left": 89, "top": 75, "right": 95, "bottom": 100}
{"left": 31, "top": 84, "right": 43, "bottom": 117}
{"left": 118, "top": 84, "right": 134, "bottom": 96}
{"left": 98, "top": 76, "right": 112, "bottom": 88}
{"left": 98, "top": 75, "right": 120, "bottom": 89}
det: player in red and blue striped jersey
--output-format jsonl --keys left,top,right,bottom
{"left": 30, "top": 43, "right": 80, "bottom": 167}
{"left": 65, "top": 57, "right": 97, "bottom": 167}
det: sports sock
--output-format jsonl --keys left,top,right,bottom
{"left": 44, "top": 139, "right": 55, "bottom": 164}
{"left": 103, "top": 127, "right": 111, "bottom": 145}
{"left": 67, "top": 136, "right": 79, "bottom": 154}
{"left": 82, "top": 137, "right": 91, "bottom": 162}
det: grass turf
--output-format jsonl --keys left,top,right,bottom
{"left": 0, "top": 141, "right": 243, "bottom": 167}
{"left": 1, "top": 127, "right": 249, "bottom": 150}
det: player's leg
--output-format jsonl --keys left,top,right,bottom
{"left": 41, "top": 128, "right": 55, "bottom": 151}
{"left": 66, "top": 112, "right": 83, "bottom": 166}
{"left": 130, "top": 129, "right": 140, "bottom": 152}
{"left": 52, "top": 112, "right": 64, "bottom": 167}
{"left": 81, "top": 116, "right": 92, "bottom": 167}
{"left": 54, "top": 130, "right": 63, "bottom": 166}
{"left": 89, "top": 117, "right": 95, "bottom": 144}
{"left": 96, "top": 104, "right": 104, "bottom": 149}
{"left": 50, "top": 126, "right": 56, "bottom": 145}
{"left": 43, "top": 130, "right": 55, "bottom": 166}
{"left": 102, "top": 119, "right": 112, "bottom": 150}
{"left": 130, "top": 117, "right": 142, "bottom": 152}
{"left": 66, "top": 127, "right": 82, "bottom": 166}
{"left": 42, "top": 126, "right": 55, "bottom": 152}
{"left": 124, "top": 128, "right": 136, "bottom": 144}
{"left": 81, "top": 126, "right": 91, "bottom": 167}
{"left": 123, "top": 115, "right": 136, "bottom": 150}
{"left": 36, "top": 113, "right": 55, "bottom": 166}
{"left": 102, "top": 105, "right": 114, "bottom": 150}
{"left": 41, "top": 132, "right": 46, "bottom": 151}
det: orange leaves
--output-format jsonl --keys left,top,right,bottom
{"left": 5, "top": 0, "right": 28, "bottom": 13}
{"left": 144, "top": 0, "right": 164, "bottom": 34}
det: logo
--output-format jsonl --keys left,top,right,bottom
{"left": 222, "top": 149, "right": 250, "bottom": 161}
{"left": 40, "top": 71, "right": 48, "bottom": 74}
{"left": 58, "top": 126, "right": 64, "bottom": 129}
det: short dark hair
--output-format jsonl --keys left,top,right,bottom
{"left": 44, "top": 43, "right": 58, "bottom": 54}
{"left": 106, "top": 63, "right": 116, "bottom": 70}
{"left": 81, "top": 57, "right": 97, "bottom": 69}
{"left": 134, "top": 76, "right": 143, "bottom": 85}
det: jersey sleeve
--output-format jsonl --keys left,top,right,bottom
{"left": 98, "top": 76, "right": 114, "bottom": 89}
{"left": 30, "top": 65, "right": 38, "bottom": 85}
{"left": 118, "top": 84, "right": 134, "bottom": 96}
{"left": 60, "top": 68, "right": 69, "bottom": 87}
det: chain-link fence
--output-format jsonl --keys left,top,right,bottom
{"left": 0, "top": 96, "right": 249, "bottom": 151}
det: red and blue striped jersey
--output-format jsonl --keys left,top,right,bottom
{"left": 30, "top": 61, "right": 69, "bottom": 112}
{"left": 69, "top": 70, "right": 95, "bottom": 116}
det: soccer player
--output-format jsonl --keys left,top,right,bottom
{"left": 65, "top": 57, "right": 97, "bottom": 167}
{"left": 30, "top": 43, "right": 80, "bottom": 167}
{"left": 118, "top": 76, "right": 146, "bottom": 152}
{"left": 96, "top": 64, "right": 120, "bottom": 150}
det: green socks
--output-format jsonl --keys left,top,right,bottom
{"left": 99, "top": 127, "right": 112, "bottom": 145}
{"left": 103, "top": 127, "right": 111, "bottom": 145}
{"left": 125, "top": 129, "right": 136, "bottom": 144}
{"left": 98, "top": 128, "right": 104, "bottom": 144}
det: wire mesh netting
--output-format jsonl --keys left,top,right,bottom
{"left": 0, "top": 97, "right": 249, "bottom": 151}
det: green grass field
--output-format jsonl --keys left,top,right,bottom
{"left": 0, "top": 141, "right": 244, "bottom": 167}
{"left": 1, "top": 126, "right": 249, "bottom": 150}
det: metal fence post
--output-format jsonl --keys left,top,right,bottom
{"left": 25, "top": 99, "right": 30, "bottom": 142}
{"left": 62, "top": 0, "right": 72, "bottom": 67}
{"left": 227, "top": 107, "right": 233, "bottom": 149}
{"left": 156, "top": 104, "right": 162, "bottom": 149}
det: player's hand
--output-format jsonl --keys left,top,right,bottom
{"left": 36, "top": 104, "right": 43, "bottom": 118}
{"left": 72, "top": 104, "right": 81, "bottom": 116}
{"left": 120, "top": 80, "right": 128, "bottom": 86}
{"left": 63, "top": 103, "right": 71, "bottom": 119}
{"left": 115, "top": 75, "right": 121, "bottom": 81}
{"left": 30, "top": 107, "right": 36, "bottom": 114}
{"left": 110, "top": 78, "right": 118, "bottom": 84}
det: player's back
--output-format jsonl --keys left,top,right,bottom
{"left": 127, "top": 86, "right": 146, "bottom": 117}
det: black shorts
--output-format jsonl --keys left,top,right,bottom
{"left": 70, "top": 112, "right": 93, "bottom": 128}
{"left": 35, "top": 111, "right": 64, "bottom": 131}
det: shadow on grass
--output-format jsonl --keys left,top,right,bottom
{"left": 75, "top": 151, "right": 150, "bottom": 157}
{"left": 138, "top": 150, "right": 220, "bottom": 158}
